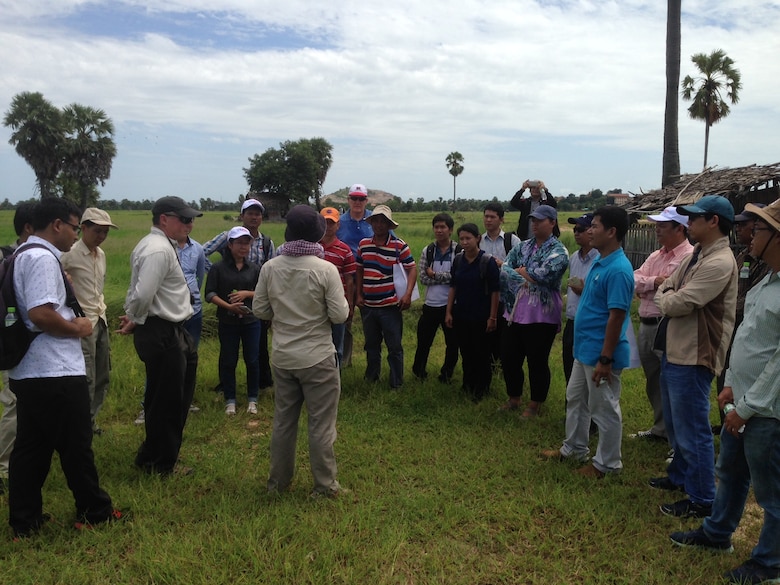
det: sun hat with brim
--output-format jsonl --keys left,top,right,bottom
{"left": 367, "top": 205, "right": 399, "bottom": 229}
{"left": 677, "top": 195, "right": 734, "bottom": 223}
{"left": 228, "top": 226, "right": 252, "bottom": 241}
{"left": 152, "top": 196, "right": 203, "bottom": 218}
{"left": 734, "top": 203, "right": 767, "bottom": 223}
{"left": 529, "top": 205, "right": 557, "bottom": 221}
{"left": 647, "top": 206, "right": 688, "bottom": 226}
{"left": 81, "top": 207, "right": 118, "bottom": 229}
{"left": 744, "top": 200, "right": 780, "bottom": 233}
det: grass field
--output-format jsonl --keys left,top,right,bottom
{"left": 0, "top": 209, "right": 759, "bottom": 584}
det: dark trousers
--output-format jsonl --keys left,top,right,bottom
{"left": 134, "top": 317, "right": 197, "bottom": 474}
{"left": 562, "top": 318, "right": 575, "bottom": 384}
{"left": 485, "top": 303, "right": 507, "bottom": 364}
{"left": 412, "top": 304, "right": 458, "bottom": 380}
{"left": 500, "top": 322, "right": 558, "bottom": 403}
{"left": 219, "top": 320, "right": 261, "bottom": 402}
{"left": 454, "top": 319, "right": 492, "bottom": 400}
{"left": 9, "top": 375, "right": 112, "bottom": 535}
{"left": 259, "top": 322, "right": 273, "bottom": 389}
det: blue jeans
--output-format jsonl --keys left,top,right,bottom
{"left": 660, "top": 356, "right": 715, "bottom": 505}
{"left": 361, "top": 306, "right": 404, "bottom": 388}
{"left": 218, "top": 320, "right": 261, "bottom": 403}
{"left": 331, "top": 323, "right": 345, "bottom": 368}
{"left": 703, "top": 418, "right": 780, "bottom": 568}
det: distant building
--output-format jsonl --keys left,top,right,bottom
{"left": 607, "top": 193, "right": 631, "bottom": 206}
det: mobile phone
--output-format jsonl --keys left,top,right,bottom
{"left": 527, "top": 180, "right": 540, "bottom": 188}
{"left": 240, "top": 305, "right": 252, "bottom": 314}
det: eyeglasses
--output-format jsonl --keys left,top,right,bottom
{"left": 752, "top": 225, "right": 774, "bottom": 235}
{"left": 349, "top": 196, "right": 366, "bottom": 202}
{"left": 164, "top": 213, "right": 194, "bottom": 224}
{"left": 63, "top": 220, "right": 81, "bottom": 235}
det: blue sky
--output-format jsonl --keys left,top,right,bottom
{"left": 1, "top": 0, "right": 779, "bottom": 204}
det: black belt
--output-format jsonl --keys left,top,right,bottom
{"left": 640, "top": 316, "right": 662, "bottom": 325}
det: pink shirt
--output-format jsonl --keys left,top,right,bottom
{"left": 634, "top": 239, "right": 694, "bottom": 318}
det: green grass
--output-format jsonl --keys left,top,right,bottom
{"left": 0, "top": 210, "right": 758, "bottom": 584}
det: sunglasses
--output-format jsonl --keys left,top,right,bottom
{"left": 574, "top": 226, "right": 589, "bottom": 233}
{"left": 349, "top": 196, "right": 366, "bottom": 202}
{"left": 165, "top": 213, "right": 194, "bottom": 224}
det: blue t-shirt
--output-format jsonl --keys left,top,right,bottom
{"left": 337, "top": 210, "right": 373, "bottom": 257}
{"left": 573, "top": 247, "right": 634, "bottom": 369}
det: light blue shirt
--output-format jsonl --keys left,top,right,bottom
{"left": 566, "top": 247, "right": 598, "bottom": 319}
{"left": 724, "top": 271, "right": 780, "bottom": 421}
{"left": 177, "top": 237, "right": 206, "bottom": 315}
{"left": 337, "top": 210, "right": 373, "bottom": 257}
{"left": 480, "top": 230, "right": 521, "bottom": 263}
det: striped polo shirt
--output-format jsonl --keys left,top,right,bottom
{"left": 357, "top": 234, "right": 414, "bottom": 307}
{"left": 322, "top": 237, "right": 356, "bottom": 292}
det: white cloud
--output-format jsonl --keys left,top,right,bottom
{"left": 1, "top": 0, "right": 778, "bottom": 202}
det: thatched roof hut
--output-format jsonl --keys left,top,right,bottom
{"left": 626, "top": 162, "right": 780, "bottom": 215}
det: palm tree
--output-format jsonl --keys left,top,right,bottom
{"left": 3, "top": 91, "right": 65, "bottom": 198}
{"left": 60, "top": 103, "right": 117, "bottom": 208}
{"left": 682, "top": 49, "right": 742, "bottom": 170}
{"left": 661, "top": 0, "right": 681, "bottom": 187}
{"left": 445, "top": 151, "right": 464, "bottom": 203}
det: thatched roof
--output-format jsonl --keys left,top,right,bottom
{"left": 626, "top": 162, "right": 780, "bottom": 214}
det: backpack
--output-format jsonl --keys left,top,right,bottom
{"left": 503, "top": 232, "right": 516, "bottom": 256}
{"left": 0, "top": 243, "right": 84, "bottom": 370}
{"left": 424, "top": 241, "right": 462, "bottom": 267}
{"left": 451, "top": 251, "right": 493, "bottom": 296}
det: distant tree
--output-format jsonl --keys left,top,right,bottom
{"left": 682, "top": 49, "right": 742, "bottom": 170}
{"left": 3, "top": 91, "right": 65, "bottom": 198}
{"left": 304, "top": 137, "right": 333, "bottom": 210}
{"left": 244, "top": 138, "right": 331, "bottom": 214}
{"left": 662, "top": 0, "right": 682, "bottom": 187}
{"left": 445, "top": 151, "right": 464, "bottom": 203}
{"left": 60, "top": 103, "right": 116, "bottom": 208}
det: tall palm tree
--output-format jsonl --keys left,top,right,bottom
{"left": 3, "top": 91, "right": 65, "bottom": 198}
{"left": 661, "top": 0, "right": 681, "bottom": 187}
{"left": 60, "top": 103, "right": 117, "bottom": 208}
{"left": 682, "top": 49, "right": 742, "bottom": 170}
{"left": 445, "top": 151, "right": 464, "bottom": 203}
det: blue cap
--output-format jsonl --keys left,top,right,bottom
{"left": 567, "top": 212, "right": 593, "bottom": 227}
{"left": 529, "top": 205, "right": 557, "bottom": 221}
{"left": 677, "top": 195, "right": 734, "bottom": 223}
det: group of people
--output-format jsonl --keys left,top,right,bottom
{"left": 0, "top": 184, "right": 778, "bottom": 584}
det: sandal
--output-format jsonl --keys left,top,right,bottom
{"left": 521, "top": 402, "right": 541, "bottom": 418}
{"left": 499, "top": 398, "right": 521, "bottom": 411}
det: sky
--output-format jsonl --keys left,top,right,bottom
{"left": 1, "top": 0, "right": 779, "bottom": 204}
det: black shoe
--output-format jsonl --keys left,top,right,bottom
{"left": 75, "top": 508, "right": 130, "bottom": 530}
{"left": 723, "top": 559, "right": 780, "bottom": 584}
{"left": 13, "top": 513, "right": 53, "bottom": 539}
{"left": 670, "top": 528, "right": 733, "bottom": 552}
{"left": 649, "top": 476, "right": 685, "bottom": 492}
{"left": 660, "top": 498, "right": 712, "bottom": 518}
{"left": 629, "top": 430, "right": 666, "bottom": 443}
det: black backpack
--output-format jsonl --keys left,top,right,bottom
{"left": 0, "top": 243, "right": 84, "bottom": 370}
{"left": 424, "top": 241, "right": 462, "bottom": 267}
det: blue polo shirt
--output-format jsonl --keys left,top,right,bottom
{"left": 573, "top": 247, "right": 634, "bottom": 369}
{"left": 337, "top": 210, "right": 373, "bottom": 256}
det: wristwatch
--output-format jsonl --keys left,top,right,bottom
{"left": 598, "top": 355, "right": 614, "bottom": 365}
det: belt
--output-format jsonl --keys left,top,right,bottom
{"left": 640, "top": 316, "right": 662, "bottom": 325}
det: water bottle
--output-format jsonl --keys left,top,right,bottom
{"left": 739, "top": 261, "right": 749, "bottom": 280}
{"left": 4, "top": 306, "right": 17, "bottom": 328}
{"left": 723, "top": 403, "right": 745, "bottom": 433}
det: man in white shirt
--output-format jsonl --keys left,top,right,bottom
{"left": 9, "top": 198, "right": 118, "bottom": 537}
{"left": 118, "top": 196, "right": 201, "bottom": 476}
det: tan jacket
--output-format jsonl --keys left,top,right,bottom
{"left": 654, "top": 236, "right": 737, "bottom": 376}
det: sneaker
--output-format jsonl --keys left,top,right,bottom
{"left": 540, "top": 448, "right": 589, "bottom": 463}
{"left": 133, "top": 410, "right": 145, "bottom": 425}
{"left": 247, "top": 401, "right": 258, "bottom": 415}
{"left": 629, "top": 429, "right": 666, "bottom": 442}
{"left": 188, "top": 404, "right": 200, "bottom": 413}
{"left": 666, "top": 449, "right": 675, "bottom": 466}
{"left": 660, "top": 498, "right": 712, "bottom": 518}
{"left": 74, "top": 508, "right": 129, "bottom": 531}
{"left": 648, "top": 476, "right": 685, "bottom": 492}
{"left": 723, "top": 559, "right": 780, "bottom": 584}
{"left": 670, "top": 528, "right": 733, "bottom": 553}
{"left": 225, "top": 403, "right": 236, "bottom": 416}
